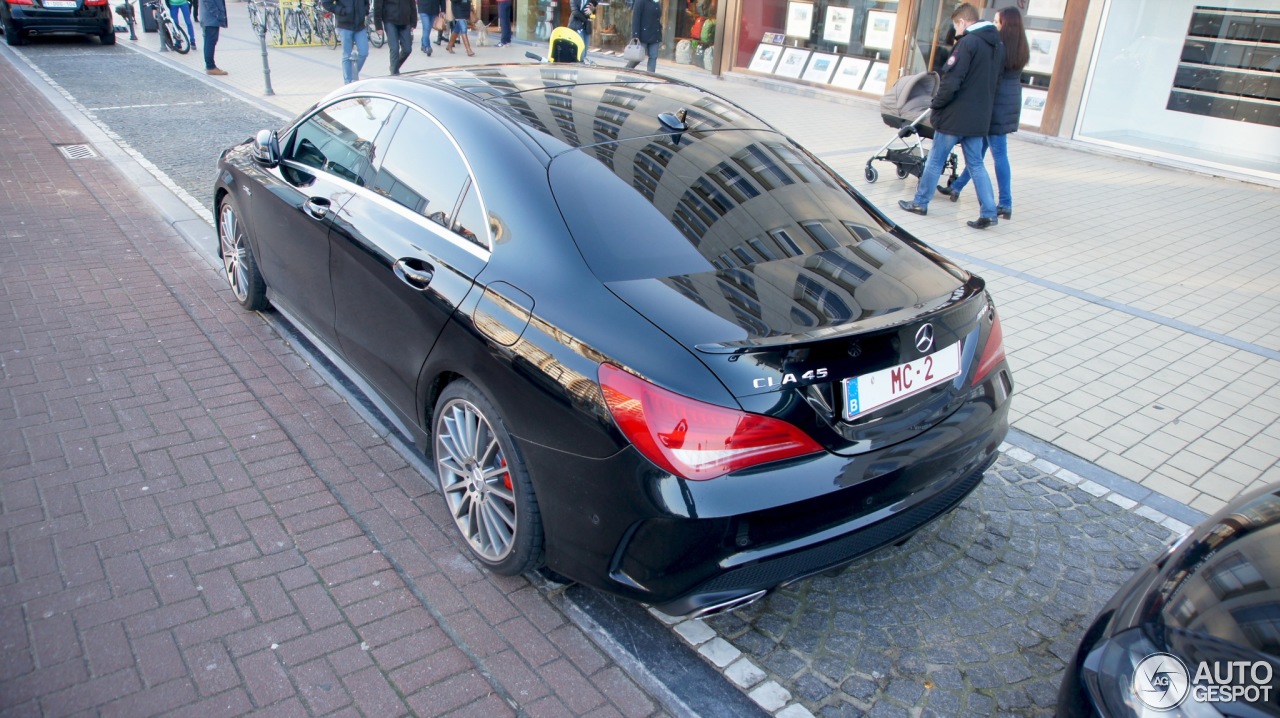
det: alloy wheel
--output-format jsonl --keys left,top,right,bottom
{"left": 435, "top": 398, "right": 518, "bottom": 562}
{"left": 218, "top": 203, "right": 250, "bottom": 303}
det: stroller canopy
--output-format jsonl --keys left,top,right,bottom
{"left": 879, "top": 71, "right": 938, "bottom": 120}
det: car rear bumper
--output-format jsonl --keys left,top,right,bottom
{"left": 518, "top": 364, "right": 1012, "bottom": 615}
{"left": 8, "top": 6, "right": 112, "bottom": 34}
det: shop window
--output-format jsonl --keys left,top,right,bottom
{"left": 737, "top": 0, "right": 900, "bottom": 95}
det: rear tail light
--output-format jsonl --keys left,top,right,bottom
{"left": 599, "top": 363, "right": 823, "bottom": 481}
{"left": 970, "top": 306, "right": 1006, "bottom": 386}
{"left": 8, "top": 0, "right": 34, "bottom": 6}
{"left": 86, "top": 0, "right": 109, "bottom": 6}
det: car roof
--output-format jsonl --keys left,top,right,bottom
{"left": 397, "top": 64, "right": 778, "bottom": 156}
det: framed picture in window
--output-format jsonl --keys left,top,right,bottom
{"left": 861, "top": 61, "right": 890, "bottom": 94}
{"left": 775, "top": 46, "right": 811, "bottom": 79}
{"left": 1025, "top": 30, "right": 1060, "bottom": 74}
{"left": 823, "top": 6, "right": 853, "bottom": 45}
{"left": 1026, "top": 0, "right": 1066, "bottom": 19}
{"left": 749, "top": 43, "right": 784, "bottom": 74}
{"left": 1021, "top": 87, "right": 1047, "bottom": 127}
{"left": 863, "top": 10, "right": 896, "bottom": 51}
{"left": 802, "top": 53, "right": 840, "bottom": 84}
{"left": 785, "top": 1, "right": 814, "bottom": 39}
{"left": 830, "top": 56, "right": 871, "bottom": 90}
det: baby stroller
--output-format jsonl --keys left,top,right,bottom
{"left": 863, "top": 71, "right": 958, "bottom": 186}
{"left": 525, "top": 26, "right": 586, "bottom": 63}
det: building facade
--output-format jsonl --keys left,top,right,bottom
{"left": 509, "top": 0, "right": 1280, "bottom": 183}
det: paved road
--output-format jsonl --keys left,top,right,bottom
{"left": 2, "top": 38, "right": 1199, "bottom": 717}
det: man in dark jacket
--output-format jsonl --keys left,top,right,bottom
{"left": 626, "top": 0, "right": 661, "bottom": 73}
{"left": 324, "top": 0, "right": 370, "bottom": 83}
{"left": 899, "top": 3, "right": 1003, "bottom": 229}
{"left": 197, "top": 0, "right": 227, "bottom": 75}
{"left": 375, "top": 0, "right": 417, "bottom": 74}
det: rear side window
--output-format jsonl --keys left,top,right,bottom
{"left": 373, "top": 109, "right": 471, "bottom": 233}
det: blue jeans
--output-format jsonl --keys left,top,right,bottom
{"left": 171, "top": 3, "right": 194, "bottom": 45}
{"left": 951, "top": 133, "right": 1011, "bottom": 210}
{"left": 385, "top": 21, "right": 412, "bottom": 74}
{"left": 418, "top": 12, "right": 434, "bottom": 49}
{"left": 338, "top": 27, "right": 369, "bottom": 84}
{"left": 913, "top": 131, "right": 996, "bottom": 219}
{"left": 577, "top": 27, "right": 589, "bottom": 60}
{"left": 625, "top": 41, "right": 660, "bottom": 73}
{"left": 202, "top": 25, "right": 219, "bottom": 69}
{"left": 497, "top": 0, "right": 511, "bottom": 43}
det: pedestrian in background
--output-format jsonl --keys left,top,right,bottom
{"left": 375, "top": 0, "right": 417, "bottom": 74}
{"left": 938, "top": 6, "right": 1029, "bottom": 220}
{"left": 416, "top": 0, "right": 441, "bottom": 54}
{"left": 897, "top": 3, "right": 1003, "bottom": 229}
{"left": 495, "top": 0, "right": 510, "bottom": 46}
{"left": 197, "top": 0, "right": 227, "bottom": 75}
{"left": 446, "top": 0, "right": 474, "bottom": 56}
{"left": 569, "top": 0, "right": 597, "bottom": 60}
{"left": 170, "top": 0, "right": 195, "bottom": 50}
{"left": 626, "top": 0, "right": 661, "bottom": 73}
{"left": 324, "top": 0, "right": 371, "bottom": 83}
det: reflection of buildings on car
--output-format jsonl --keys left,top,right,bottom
{"left": 503, "top": 0, "right": 1278, "bottom": 183}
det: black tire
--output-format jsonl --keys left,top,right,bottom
{"left": 4, "top": 16, "right": 26, "bottom": 45}
{"left": 895, "top": 163, "right": 909, "bottom": 179}
{"left": 864, "top": 165, "right": 878, "bottom": 183}
{"left": 217, "top": 197, "right": 269, "bottom": 311}
{"left": 100, "top": 27, "right": 117, "bottom": 44}
{"left": 168, "top": 20, "right": 189, "bottom": 52}
{"left": 432, "top": 380, "right": 544, "bottom": 576}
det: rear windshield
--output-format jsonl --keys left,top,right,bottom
{"left": 550, "top": 129, "right": 893, "bottom": 282}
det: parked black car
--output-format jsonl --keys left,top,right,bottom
{"left": 1, "top": 0, "right": 114, "bottom": 45}
{"left": 1058, "top": 483, "right": 1280, "bottom": 717}
{"left": 214, "top": 65, "right": 1013, "bottom": 616}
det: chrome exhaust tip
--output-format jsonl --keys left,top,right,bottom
{"left": 689, "top": 589, "right": 767, "bottom": 619}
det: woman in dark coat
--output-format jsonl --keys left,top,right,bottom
{"left": 417, "top": 0, "right": 443, "bottom": 50}
{"left": 626, "top": 0, "right": 662, "bottom": 73}
{"left": 939, "top": 6, "right": 1029, "bottom": 219}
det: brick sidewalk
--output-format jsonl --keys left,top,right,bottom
{"left": 0, "top": 59, "right": 668, "bottom": 717}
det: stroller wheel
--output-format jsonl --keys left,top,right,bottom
{"left": 864, "top": 165, "right": 879, "bottom": 183}
{"left": 896, "top": 164, "right": 910, "bottom": 179}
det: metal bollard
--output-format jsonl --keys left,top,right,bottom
{"left": 258, "top": 17, "right": 274, "bottom": 95}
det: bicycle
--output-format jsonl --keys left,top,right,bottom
{"left": 365, "top": 9, "right": 385, "bottom": 48}
{"left": 145, "top": 0, "right": 190, "bottom": 53}
{"left": 281, "top": 0, "right": 312, "bottom": 45}
{"left": 305, "top": 1, "right": 337, "bottom": 49}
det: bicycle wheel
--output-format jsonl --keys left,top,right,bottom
{"left": 321, "top": 14, "right": 337, "bottom": 49}
{"left": 247, "top": 1, "right": 262, "bottom": 34}
{"left": 265, "top": 7, "right": 282, "bottom": 44}
{"left": 366, "top": 14, "right": 385, "bottom": 47}
{"left": 284, "top": 10, "right": 303, "bottom": 44}
{"left": 167, "top": 19, "right": 190, "bottom": 53}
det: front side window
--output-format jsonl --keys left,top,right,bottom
{"left": 373, "top": 108, "right": 472, "bottom": 230}
{"left": 285, "top": 97, "right": 396, "bottom": 187}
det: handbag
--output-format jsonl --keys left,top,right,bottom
{"left": 623, "top": 37, "right": 645, "bottom": 63}
{"left": 432, "top": 12, "right": 447, "bottom": 32}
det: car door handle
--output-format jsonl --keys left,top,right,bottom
{"left": 393, "top": 259, "right": 434, "bottom": 291}
{"left": 304, "top": 197, "right": 331, "bottom": 219}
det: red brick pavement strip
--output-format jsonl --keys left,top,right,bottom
{"left": 0, "top": 56, "right": 667, "bottom": 718}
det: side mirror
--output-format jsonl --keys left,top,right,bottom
{"left": 251, "top": 129, "right": 280, "bottom": 167}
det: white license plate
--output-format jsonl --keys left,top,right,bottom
{"left": 842, "top": 342, "right": 961, "bottom": 420}
{"left": 43, "top": 1, "right": 77, "bottom": 7}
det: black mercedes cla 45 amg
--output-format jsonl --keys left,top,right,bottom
{"left": 214, "top": 65, "right": 1013, "bottom": 617}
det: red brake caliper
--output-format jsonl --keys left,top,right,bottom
{"left": 500, "top": 456, "right": 512, "bottom": 491}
